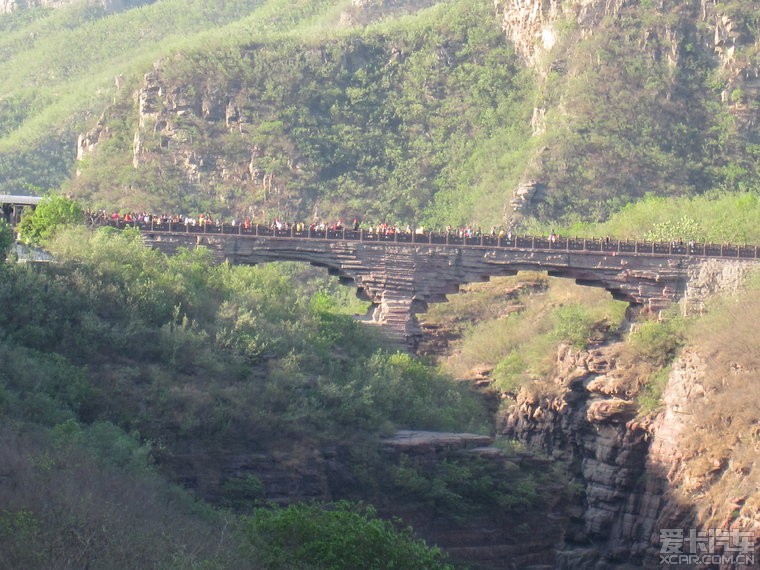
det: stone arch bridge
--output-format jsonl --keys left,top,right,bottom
{"left": 127, "top": 222, "right": 760, "bottom": 349}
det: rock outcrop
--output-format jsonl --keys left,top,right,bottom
{"left": 713, "top": 7, "right": 760, "bottom": 139}
{"left": 339, "top": 0, "right": 439, "bottom": 26}
{"left": 501, "top": 339, "right": 760, "bottom": 568}
{"left": 1, "top": 0, "right": 70, "bottom": 13}
{"left": 682, "top": 257, "right": 758, "bottom": 314}
{"left": 500, "top": 344, "right": 656, "bottom": 567}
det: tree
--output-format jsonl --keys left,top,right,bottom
{"left": 17, "top": 195, "right": 84, "bottom": 245}
{"left": 245, "top": 501, "right": 454, "bottom": 570}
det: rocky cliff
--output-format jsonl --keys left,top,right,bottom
{"left": 1, "top": 0, "right": 70, "bottom": 12}
{"left": 501, "top": 342, "right": 655, "bottom": 568}
{"left": 339, "top": 0, "right": 440, "bottom": 26}
{"left": 500, "top": 337, "right": 759, "bottom": 568}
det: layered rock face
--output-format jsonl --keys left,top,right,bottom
{"left": 501, "top": 341, "right": 760, "bottom": 568}
{"left": 682, "top": 258, "right": 758, "bottom": 314}
{"left": 501, "top": 344, "right": 657, "bottom": 568}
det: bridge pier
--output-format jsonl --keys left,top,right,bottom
{"left": 361, "top": 292, "right": 428, "bottom": 350}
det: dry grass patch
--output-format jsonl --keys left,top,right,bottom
{"left": 670, "top": 273, "right": 760, "bottom": 528}
{"left": 430, "top": 275, "right": 627, "bottom": 391}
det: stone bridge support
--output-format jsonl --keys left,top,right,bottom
{"left": 142, "top": 232, "right": 756, "bottom": 350}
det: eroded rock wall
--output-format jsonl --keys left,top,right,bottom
{"left": 501, "top": 340, "right": 760, "bottom": 568}
{"left": 682, "top": 258, "right": 757, "bottom": 314}
{"left": 1, "top": 0, "right": 71, "bottom": 12}
{"left": 500, "top": 344, "right": 657, "bottom": 568}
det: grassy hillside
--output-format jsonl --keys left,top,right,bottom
{"left": 521, "top": 190, "right": 760, "bottom": 244}
{"left": 66, "top": 0, "right": 534, "bottom": 226}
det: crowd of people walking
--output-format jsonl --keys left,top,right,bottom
{"left": 87, "top": 209, "right": 516, "bottom": 239}
{"left": 83, "top": 209, "right": 759, "bottom": 258}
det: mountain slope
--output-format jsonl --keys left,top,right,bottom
{"left": 495, "top": 0, "right": 759, "bottom": 223}
{"left": 4, "top": 0, "right": 757, "bottom": 227}
{"left": 0, "top": 0, "right": 345, "bottom": 193}
{"left": 71, "top": 1, "right": 532, "bottom": 225}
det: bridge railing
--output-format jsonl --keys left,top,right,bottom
{"left": 108, "top": 218, "right": 759, "bottom": 260}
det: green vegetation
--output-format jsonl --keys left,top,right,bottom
{"left": 68, "top": 0, "right": 534, "bottom": 226}
{"left": 385, "top": 453, "right": 543, "bottom": 519}
{"left": 0, "top": 0, "right": 348, "bottom": 193}
{"left": 3, "top": 1, "right": 758, "bottom": 226}
{"left": 628, "top": 315, "right": 685, "bottom": 368}
{"left": 17, "top": 194, "right": 85, "bottom": 245}
{"left": 0, "top": 223, "right": 502, "bottom": 567}
{"left": 624, "top": 311, "right": 686, "bottom": 414}
{"left": 0, "top": 220, "right": 14, "bottom": 258}
{"left": 636, "top": 366, "right": 671, "bottom": 414}
{"left": 426, "top": 275, "right": 627, "bottom": 393}
{"left": 0, "top": 225, "right": 490, "bottom": 443}
{"left": 523, "top": 191, "right": 760, "bottom": 244}
{"left": 0, "top": 422, "right": 249, "bottom": 570}
{"left": 245, "top": 501, "right": 454, "bottom": 570}
{"left": 528, "top": 1, "right": 758, "bottom": 223}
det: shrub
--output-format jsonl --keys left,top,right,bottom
{"left": 0, "top": 220, "right": 14, "bottom": 258}
{"left": 221, "top": 474, "right": 266, "bottom": 511}
{"left": 245, "top": 501, "right": 453, "bottom": 570}
{"left": 491, "top": 351, "right": 527, "bottom": 394}
{"left": 628, "top": 317, "right": 684, "bottom": 367}
{"left": 550, "top": 303, "right": 595, "bottom": 349}
{"left": 637, "top": 366, "right": 670, "bottom": 413}
{"left": 0, "top": 424, "right": 250, "bottom": 569}
{"left": 386, "top": 455, "right": 544, "bottom": 520}
{"left": 17, "top": 195, "right": 84, "bottom": 245}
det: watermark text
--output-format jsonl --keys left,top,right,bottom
{"left": 659, "top": 528, "right": 755, "bottom": 566}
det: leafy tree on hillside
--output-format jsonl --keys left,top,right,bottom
{"left": 245, "top": 501, "right": 454, "bottom": 570}
{"left": 17, "top": 195, "right": 84, "bottom": 245}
